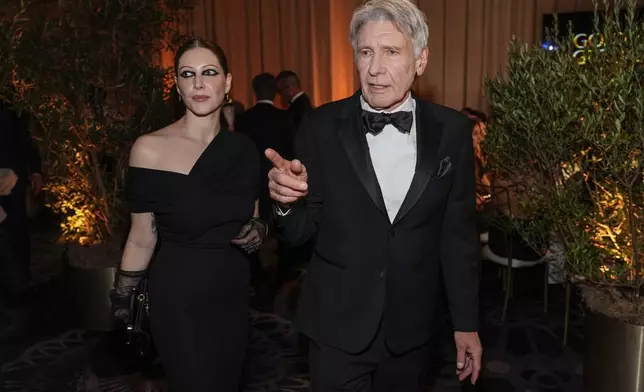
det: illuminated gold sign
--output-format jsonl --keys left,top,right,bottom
{"left": 572, "top": 33, "right": 605, "bottom": 65}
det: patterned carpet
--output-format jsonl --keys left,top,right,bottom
{"left": 0, "top": 222, "right": 585, "bottom": 391}
{"left": 1, "top": 312, "right": 306, "bottom": 392}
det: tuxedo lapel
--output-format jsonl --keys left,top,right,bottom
{"left": 392, "top": 99, "right": 443, "bottom": 226}
{"left": 335, "top": 93, "right": 388, "bottom": 220}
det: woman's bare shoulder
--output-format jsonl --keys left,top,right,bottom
{"left": 129, "top": 123, "right": 181, "bottom": 168}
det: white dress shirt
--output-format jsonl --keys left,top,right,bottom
{"left": 290, "top": 91, "right": 305, "bottom": 105}
{"left": 361, "top": 93, "right": 417, "bottom": 222}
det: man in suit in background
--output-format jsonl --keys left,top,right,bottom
{"left": 0, "top": 167, "right": 19, "bottom": 333}
{"left": 266, "top": 0, "right": 482, "bottom": 390}
{"left": 275, "top": 70, "right": 313, "bottom": 130}
{"left": 237, "top": 73, "right": 295, "bottom": 223}
{"left": 237, "top": 73, "right": 296, "bottom": 304}
{"left": 274, "top": 70, "right": 316, "bottom": 286}
{"left": 0, "top": 99, "right": 43, "bottom": 302}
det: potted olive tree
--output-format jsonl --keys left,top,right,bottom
{"left": 0, "top": 0, "right": 190, "bottom": 330}
{"left": 485, "top": 0, "right": 644, "bottom": 390}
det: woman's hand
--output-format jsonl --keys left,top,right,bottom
{"left": 110, "top": 269, "right": 146, "bottom": 324}
{"left": 231, "top": 218, "right": 267, "bottom": 253}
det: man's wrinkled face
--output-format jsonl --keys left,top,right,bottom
{"left": 356, "top": 20, "right": 427, "bottom": 111}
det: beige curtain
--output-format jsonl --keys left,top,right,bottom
{"left": 172, "top": 0, "right": 619, "bottom": 112}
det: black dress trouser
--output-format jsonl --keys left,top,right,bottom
{"left": 308, "top": 320, "right": 431, "bottom": 392}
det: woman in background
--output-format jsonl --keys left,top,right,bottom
{"left": 110, "top": 38, "right": 266, "bottom": 391}
{"left": 462, "top": 107, "right": 491, "bottom": 210}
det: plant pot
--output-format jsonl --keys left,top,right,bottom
{"left": 584, "top": 311, "right": 644, "bottom": 392}
{"left": 63, "top": 242, "right": 121, "bottom": 331}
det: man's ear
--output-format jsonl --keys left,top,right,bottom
{"left": 416, "top": 47, "right": 428, "bottom": 76}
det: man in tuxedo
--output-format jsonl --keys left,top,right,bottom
{"left": 275, "top": 70, "right": 313, "bottom": 129}
{"left": 266, "top": 0, "right": 482, "bottom": 390}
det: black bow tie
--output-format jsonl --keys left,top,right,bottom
{"left": 361, "top": 110, "right": 413, "bottom": 135}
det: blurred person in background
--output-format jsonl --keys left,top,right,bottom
{"left": 0, "top": 98, "right": 43, "bottom": 303}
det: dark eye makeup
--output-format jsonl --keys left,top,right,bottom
{"left": 179, "top": 68, "right": 219, "bottom": 78}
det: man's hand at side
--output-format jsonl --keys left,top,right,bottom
{"left": 454, "top": 331, "right": 482, "bottom": 384}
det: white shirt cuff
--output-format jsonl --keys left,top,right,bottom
{"left": 274, "top": 203, "right": 292, "bottom": 216}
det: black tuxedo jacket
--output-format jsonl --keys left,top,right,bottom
{"left": 275, "top": 91, "right": 480, "bottom": 354}
{"left": 237, "top": 103, "right": 295, "bottom": 222}
{"left": 288, "top": 93, "right": 313, "bottom": 129}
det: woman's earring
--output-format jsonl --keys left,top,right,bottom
{"left": 224, "top": 93, "right": 229, "bottom": 103}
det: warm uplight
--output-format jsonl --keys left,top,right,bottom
{"left": 45, "top": 149, "right": 106, "bottom": 246}
{"left": 585, "top": 182, "right": 642, "bottom": 281}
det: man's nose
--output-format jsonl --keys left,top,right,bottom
{"left": 368, "top": 54, "right": 385, "bottom": 76}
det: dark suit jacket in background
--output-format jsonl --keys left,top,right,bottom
{"left": 0, "top": 100, "right": 40, "bottom": 292}
{"left": 237, "top": 102, "right": 296, "bottom": 223}
{"left": 288, "top": 93, "right": 313, "bottom": 130}
{"left": 275, "top": 91, "right": 480, "bottom": 355}
{"left": 0, "top": 101, "right": 41, "bottom": 209}
{"left": 220, "top": 99, "right": 245, "bottom": 131}
{"left": 0, "top": 101, "right": 41, "bottom": 177}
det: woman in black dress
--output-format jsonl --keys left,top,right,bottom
{"left": 110, "top": 38, "right": 266, "bottom": 391}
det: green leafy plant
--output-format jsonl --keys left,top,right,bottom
{"left": 485, "top": 0, "right": 644, "bottom": 323}
{"left": 0, "top": 0, "right": 190, "bottom": 261}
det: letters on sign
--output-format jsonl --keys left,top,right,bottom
{"left": 572, "top": 33, "right": 605, "bottom": 65}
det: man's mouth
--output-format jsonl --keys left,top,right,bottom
{"left": 369, "top": 84, "right": 389, "bottom": 91}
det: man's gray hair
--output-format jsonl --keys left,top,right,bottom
{"left": 350, "top": 0, "right": 429, "bottom": 58}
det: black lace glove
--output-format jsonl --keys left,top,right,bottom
{"left": 110, "top": 268, "right": 146, "bottom": 324}
{"left": 231, "top": 217, "right": 268, "bottom": 253}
